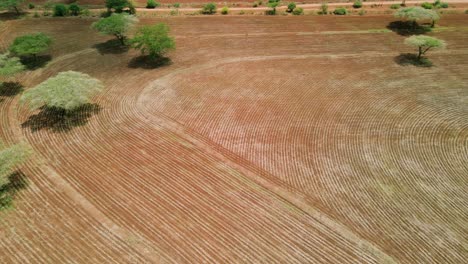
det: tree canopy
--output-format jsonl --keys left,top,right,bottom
{"left": 404, "top": 35, "right": 446, "bottom": 59}
{"left": 105, "top": 0, "right": 131, "bottom": 13}
{"left": 92, "top": 13, "right": 139, "bottom": 45}
{"left": 20, "top": 71, "right": 104, "bottom": 111}
{"left": 0, "top": 53, "right": 25, "bottom": 77}
{"left": 9, "top": 33, "right": 52, "bottom": 58}
{"left": 0, "top": 142, "right": 32, "bottom": 187}
{"left": 0, "top": 0, "right": 24, "bottom": 15}
{"left": 394, "top": 7, "right": 440, "bottom": 26}
{"left": 131, "top": 23, "right": 175, "bottom": 59}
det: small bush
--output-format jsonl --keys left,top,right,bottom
{"left": 390, "top": 4, "right": 400, "bottom": 9}
{"left": 81, "top": 8, "right": 91, "bottom": 16}
{"left": 202, "top": 3, "right": 216, "bottom": 14}
{"left": 253, "top": 2, "right": 258, "bottom": 7}
{"left": 53, "top": 4, "right": 69, "bottom": 16}
{"left": 287, "top": 2, "right": 296, "bottom": 12}
{"left": 239, "top": 10, "right": 245, "bottom": 15}
{"left": 146, "top": 0, "right": 159, "bottom": 9}
{"left": 319, "top": 3, "right": 328, "bottom": 15}
{"left": 292, "top": 7, "right": 303, "bottom": 15}
{"left": 333, "top": 7, "right": 347, "bottom": 15}
{"left": 358, "top": 9, "right": 365, "bottom": 15}
{"left": 465, "top": 9, "right": 468, "bottom": 14}
{"left": 437, "top": 2, "right": 449, "bottom": 8}
{"left": 170, "top": 9, "right": 178, "bottom": 15}
{"left": 353, "top": 0, "right": 362, "bottom": 9}
{"left": 173, "top": 3, "right": 180, "bottom": 8}
{"left": 221, "top": 6, "right": 229, "bottom": 14}
{"left": 421, "top": 2, "right": 433, "bottom": 9}
{"left": 28, "top": 3, "right": 35, "bottom": 9}
{"left": 33, "top": 11, "right": 40, "bottom": 18}
{"left": 69, "top": 3, "right": 81, "bottom": 16}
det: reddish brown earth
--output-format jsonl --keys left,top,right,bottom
{"left": 1, "top": 15, "right": 467, "bottom": 263}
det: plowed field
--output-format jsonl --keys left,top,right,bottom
{"left": 1, "top": 15, "right": 467, "bottom": 263}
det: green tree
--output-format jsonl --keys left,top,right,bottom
{"left": 146, "top": 0, "right": 159, "bottom": 8}
{"left": 53, "top": 3, "right": 68, "bottom": 16}
{"left": 92, "top": 13, "right": 139, "bottom": 45}
{"left": 0, "top": 53, "right": 25, "bottom": 77}
{"left": 9, "top": 33, "right": 52, "bottom": 59}
{"left": 201, "top": 3, "right": 216, "bottom": 14}
{"left": 404, "top": 35, "right": 445, "bottom": 60}
{"left": 69, "top": 3, "right": 81, "bottom": 16}
{"left": 395, "top": 6, "right": 440, "bottom": 27}
{"left": 287, "top": 2, "right": 296, "bottom": 12}
{"left": 0, "top": 142, "right": 32, "bottom": 187}
{"left": 267, "top": 0, "right": 279, "bottom": 15}
{"left": 20, "top": 71, "right": 104, "bottom": 111}
{"left": 0, "top": 0, "right": 24, "bottom": 15}
{"left": 130, "top": 23, "right": 175, "bottom": 60}
{"left": 105, "top": 0, "right": 131, "bottom": 13}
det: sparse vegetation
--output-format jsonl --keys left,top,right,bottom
{"left": 319, "top": 2, "right": 328, "bottom": 15}
{"left": 390, "top": 4, "right": 400, "bottom": 9}
{"left": 292, "top": 7, "right": 303, "bottom": 15}
{"left": 0, "top": 53, "right": 25, "bottom": 77}
{"left": 421, "top": 2, "right": 433, "bottom": 9}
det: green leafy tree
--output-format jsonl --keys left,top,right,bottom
{"left": 287, "top": 2, "right": 296, "bottom": 12}
{"left": 69, "top": 3, "right": 81, "bottom": 16}
{"left": 0, "top": 142, "right": 32, "bottom": 187}
{"left": 201, "top": 3, "right": 216, "bottom": 14}
{"left": 146, "top": 0, "right": 159, "bottom": 8}
{"left": 0, "top": 0, "right": 24, "bottom": 15}
{"left": 53, "top": 3, "right": 68, "bottom": 16}
{"left": 92, "top": 13, "right": 139, "bottom": 45}
{"left": 0, "top": 53, "right": 25, "bottom": 77}
{"left": 353, "top": 0, "right": 362, "bottom": 8}
{"left": 106, "top": 0, "right": 131, "bottom": 13}
{"left": 267, "top": 0, "right": 279, "bottom": 15}
{"left": 404, "top": 35, "right": 445, "bottom": 60}
{"left": 130, "top": 23, "right": 175, "bottom": 60}
{"left": 395, "top": 6, "right": 440, "bottom": 27}
{"left": 9, "top": 33, "right": 52, "bottom": 59}
{"left": 20, "top": 71, "right": 104, "bottom": 111}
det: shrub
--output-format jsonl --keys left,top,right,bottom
{"left": 292, "top": 7, "right": 303, "bottom": 15}
{"left": 465, "top": 9, "right": 468, "bottom": 14}
{"left": 170, "top": 9, "right": 178, "bottom": 15}
{"left": 239, "top": 10, "right": 245, "bottom": 14}
{"left": 358, "top": 9, "right": 365, "bottom": 15}
{"left": 33, "top": 11, "right": 39, "bottom": 17}
{"left": 253, "top": 2, "right": 258, "bottom": 7}
{"left": 333, "top": 7, "right": 347, "bottom": 15}
{"left": 287, "top": 2, "right": 296, "bottom": 12}
{"left": 221, "top": 6, "right": 229, "bottom": 14}
{"left": 0, "top": 53, "right": 25, "bottom": 76}
{"left": 319, "top": 3, "right": 328, "bottom": 15}
{"left": 81, "top": 8, "right": 91, "bottom": 16}
{"left": 28, "top": 3, "right": 34, "bottom": 9}
{"left": 421, "top": 2, "right": 433, "bottom": 9}
{"left": 106, "top": 0, "right": 131, "bottom": 13}
{"left": 353, "top": 0, "right": 362, "bottom": 9}
{"left": 173, "top": 3, "right": 180, "bottom": 8}
{"left": 390, "top": 4, "right": 400, "bottom": 9}
{"left": 266, "top": 0, "right": 279, "bottom": 15}
{"left": 53, "top": 4, "right": 68, "bottom": 16}
{"left": 202, "top": 3, "right": 216, "bottom": 14}
{"left": 69, "top": 3, "right": 81, "bottom": 16}
{"left": 130, "top": 23, "right": 175, "bottom": 59}
{"left": 146, "top": 0, "right": 159, "bottom": 9}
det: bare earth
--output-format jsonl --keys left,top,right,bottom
{"left": 0, "top": 14, "right": 467, "bottom": 263}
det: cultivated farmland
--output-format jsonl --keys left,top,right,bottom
{"left": 0, "top": 12, "right": 467, "bottom": 264}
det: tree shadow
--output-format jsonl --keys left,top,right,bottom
{"left": 20, "top": 55, "right": 52, "bottom": 70}
{"left": 21, "top": 103, "right": 102, "bottom": 133}
{"left": 387, "top": 21, "right": 432, "bottom": 36}
{"left": 93, "top": 39, "right": 130, "bottom": 55}
{"left": 394, "top": 53, "right": 433, "bottom": 67}
{"left": 0, "top": 82, "right": 23, "bottom": 97}
{"left": 0, "top": 12, "right": 25, "bottom": 21}
{"left": 128, "top": 55, "right": 172, "bottom": 69}
{"left": 0, "top": 172, "right": 28, "bottom": 211}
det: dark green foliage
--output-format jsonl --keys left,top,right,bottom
{"left": 69, "top": 3, "right": 81, "bottom": 16}
{"left": 266, "top": 0, "right": 279, "bottom": 15}
{"left": 92, "top": 13, "right": 138, "bottom": 45}
{"left": 201, "top": 3, "right": 216, "bottom": 14}
{"left": 146, "top": 0, "right": 159, "bottom": 9}
{"left": 353, "top": 0, "right": 362, "bottom": 9}
{"left": 0, "top": 0, "right": 25, "bottom": 15}
{"left": 9, "top": 33, "right": 52, "bottom": 58}
{"left": 333, "top": 7, "right": 347, "bottom": 15}
{"left": 421, "top": 2, "right": 433, "bottom": 9}
{"left": 390, "top": 4, "right": 400, "bottom": 9}
{"left": 28, "top": 2, "right": 34, "bottom": 9}
{"left": 53, "top": 3, "right": 68, "bottom": 16}
{"left": 173, "top": 3, "right": 180, "bottom": 8}
{"left": 287, "top": 2, "right": 296, "bottom": 12}
{"left": 106, "top": 0, "right": 130, "bottom": 13}
{"left": 131, "top": 23, "right": 175, "bottom": 60}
